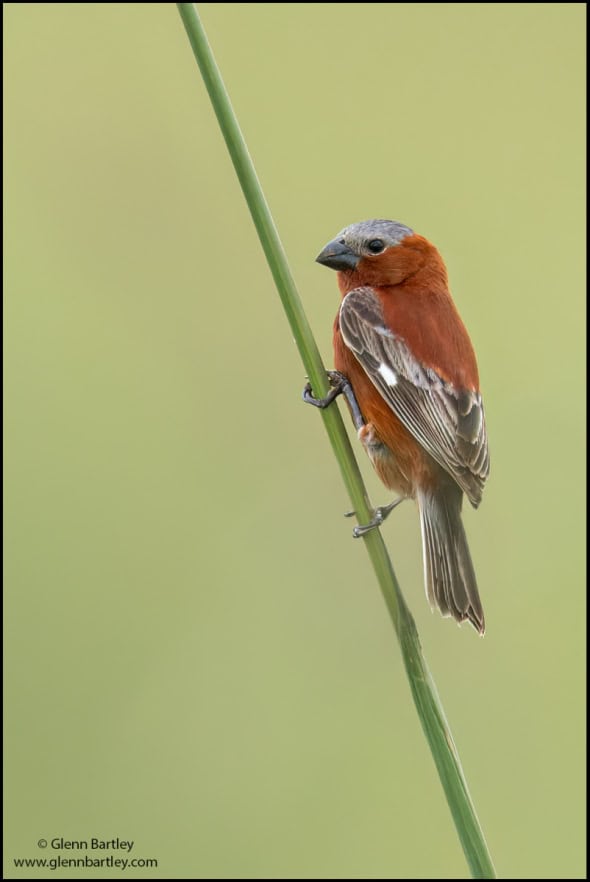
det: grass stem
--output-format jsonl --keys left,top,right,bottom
{"left": 177, "top": 5, "right": 496, "bottom": 877}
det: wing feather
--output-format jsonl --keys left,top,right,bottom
{"left": 339, "top": 287, "right": 489, "bottom": 506}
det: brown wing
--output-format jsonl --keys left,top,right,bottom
{"left": 339, "top": 287, "right": 489, "bottom": 506}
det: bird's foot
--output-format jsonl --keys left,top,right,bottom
{"left": 302, "top": 371, "right": 350, "bottom": 408}
{"left": 351, "top": 497, "right": 405, "bottom": 538}
{"left": 303, "top": 371, "right": 365, "bottom": 430}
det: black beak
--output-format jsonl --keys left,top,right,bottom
{"left": 316, "top": 238, "right": 360, "bottom": 271}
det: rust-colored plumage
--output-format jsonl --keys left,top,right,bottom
{"left": 316, "top": 220, "right": 490, "bottom": 633}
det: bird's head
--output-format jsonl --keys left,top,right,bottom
{"left": 316, "top": 219, "right": 443, "bottom": 292}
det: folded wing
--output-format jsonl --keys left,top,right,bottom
{"left": 339, "top": 287, "right": 489, "bottom": 506}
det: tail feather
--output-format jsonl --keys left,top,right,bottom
{"left": 418, "top": 484, "right": 485, "bottom": 634}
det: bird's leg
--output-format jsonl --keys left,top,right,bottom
{"left": 303, "top": 371, "right": 404, "bottom": 535}
{"left": 352, "top": 497, "right": 405, "bottom": 538}
{"left": 303, "top": 371, "right": 365, "bottom": 431}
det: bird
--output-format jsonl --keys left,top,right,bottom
{"left": 305, "top": 219, "right": 490, "bottom": 633}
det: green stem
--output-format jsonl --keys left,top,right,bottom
{"left": 177, "top": 4, "right": 496, "bottom": 878}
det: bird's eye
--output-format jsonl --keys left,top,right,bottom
{"left": 367, "top": 239, "right": 385, "bottom": 254}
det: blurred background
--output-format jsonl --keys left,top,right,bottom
{"left": 4, "top": 4, "right": 585, "bottom": 879}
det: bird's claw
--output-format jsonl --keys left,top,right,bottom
{"left": 352, "top": 508, "right": 385, "bottom": 538}
{"left": 351, "top": 498, "right": 405, "bottom": 538}
{"left": 303, "top": 371, "right": 365, "bottom": 431}
{"left": 302, "top": 371, "right": 350, "bottom": 409}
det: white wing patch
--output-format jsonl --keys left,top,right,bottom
{"left": 378, "top": 363, "right": 398, "bottom": 386}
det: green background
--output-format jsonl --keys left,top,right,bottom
{"left": 4, "top": 3, "right": 585, "bottom": 878}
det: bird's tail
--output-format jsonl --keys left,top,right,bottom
{"left": 417, "top": 483, "right": 485, "bottom": 634}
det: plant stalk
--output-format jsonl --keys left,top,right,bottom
{"left": 176, "top": 4, "right": 496, "bottom": 877}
